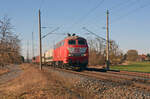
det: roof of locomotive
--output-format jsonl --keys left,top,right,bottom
{"left": 54, "top": 35, "right": 87, "bottom": 48}
{"left": 65, "top": 36, "right": 86, "bottom": 40}
{"left": 55, "top": 35, "right": 86, "bottom": 45}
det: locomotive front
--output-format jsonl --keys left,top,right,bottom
{"left": 65, "top": 36, "right": 89, "bottom": 69}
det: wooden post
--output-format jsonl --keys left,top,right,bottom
{"left": 106, "top": 10, "right": 110, "bottom": 70}
{"left": 38, "top": 9, "right": 42, "bottom": 70}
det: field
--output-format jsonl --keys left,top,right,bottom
{"left": 110, "top": 62, "right": 150, "bottom": 73}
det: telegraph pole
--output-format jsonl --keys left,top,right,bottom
{"left": 38, "top": 9, "right": 42, "bottom": 70}
{"left": 106, "top": 10, "right": 110, "bottom": 70}
{"left": 26, "top": 41, "right": 29, "bottom": 63}
{"left": 32, "top": 32, "right": 34, "bottom": 58}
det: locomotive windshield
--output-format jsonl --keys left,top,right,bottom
{"left": 68, "top": 40, "right": 76, "bottom": 45}
{"left": 78, "top": 39, "right": 86, "bottom": 45}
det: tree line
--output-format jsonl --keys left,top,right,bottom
{"left": 87, "top": 37, "right": 123, "bottom": 66}
{"left": 0, "top": 16, "right": 23, "bottom": 66}
{"left": 87, "top": 37, "right": 147, "bottom": 66}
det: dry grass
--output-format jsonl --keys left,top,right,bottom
{"left": 0, "top": 68, "right": 9, "bottom": 75}
{"left": 0, "top": 64, "right": 94, "bottom": 99}
{"left": 1, "top": 64, "right": 149, "bottom": 99}
{"left": 45, "top": 70, "right": 94, "bottom": 99}
{"left": 0, "top": 64, "right": 50, "bottom": 98}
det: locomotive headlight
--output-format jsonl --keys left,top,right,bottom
{"left": 68, "top": 54, "right": 74, "bottom": 57}
{"left": 81, "top": 54, "right": 87, "bottom": 56}
{"left": 68, "top": 48, "right": 74, "bottom": 53}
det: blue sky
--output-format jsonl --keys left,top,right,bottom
{"left": 0, "top": 0, "right": 150, "bottom": 58}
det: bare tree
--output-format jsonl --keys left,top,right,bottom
{"left": 87, "top": 37, "right": 123, "bottom": 66}
{"left": 88, "top": 38, "right": 106, "bottom": 66}
{"left": 109, "top": 40, "right": 123, "bottom": 65}
{"left": 0, "top": 16, "right": 22, "bottom": 66}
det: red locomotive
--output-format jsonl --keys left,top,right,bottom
{"left": 32, "top": 34, "right": 89, "bottom": 70}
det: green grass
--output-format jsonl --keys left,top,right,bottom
{"left": 110, "top": 62, "right": 150, "bottom": 73}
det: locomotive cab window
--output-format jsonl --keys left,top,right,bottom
{"left": 68, "top": 40, "right": 76, "bottom": 45}
{"left": 78, "top": 39, "right": 86, "bottom": 45}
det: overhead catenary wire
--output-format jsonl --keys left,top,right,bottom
{"left": 109, "top": 0, "right": 131, "bottom": 11}
{"left": 111, "top": 0, "right": 150, "bottom": 23}
{"left": 82, "top": 27, "right": 106, "bottom": 41}
{"left": 110, "top": 0, "right": 142, "bottom": 16}
{"left": 96, "top": 0, "right": 131, "bottom": 18}
{"left": 86, "top": 0, "right": 141, "bottom": 29}
{"left": 68, "top": 0, "right": 105, "bottom": 29}
{"left": 90, "top": 0, "right": 149, "bottom": 30}
{"left": 41, "top": 27, "right": 60, "bottom": 39}
{"left": 83, "top": 0, "right": 131, "bottom": 28}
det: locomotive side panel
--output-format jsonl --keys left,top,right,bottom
{"left": 53, "top": 40, "right": 66, "bottom": 62}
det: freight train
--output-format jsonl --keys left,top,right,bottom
{"left": 32, "top": 34, "right": 89, "bottom": 70}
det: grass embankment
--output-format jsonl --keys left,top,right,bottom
{"left": 110, "top": 62, "right": 150, "bottom": 73}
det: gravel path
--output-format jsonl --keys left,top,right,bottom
{"left": 48, "top": 68, "right": 150, "bottom": 99}
{"left": 0, "top": 65, "right": 22, "bottom": 85}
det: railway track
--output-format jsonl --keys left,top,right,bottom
{"left": 107, "top": 70, "right": 150, "bottom": 79}
{"left": 43, "top": 66, "right": 150, "bottom": 90}
{"left": 85, "top": 70, "right": 150, "bottom": 82}
{"left": 45, "top": 66, "right": 150, "bottom": 82}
